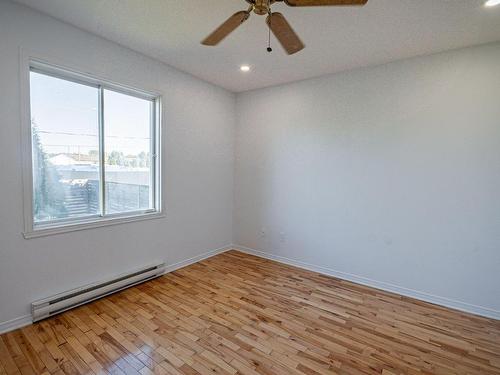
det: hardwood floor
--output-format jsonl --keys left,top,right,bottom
{"left": 1, "top": 250, "right": 499, "bottom": 375}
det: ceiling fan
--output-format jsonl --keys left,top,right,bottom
{"left": 201, "top": 0, "right": 368, "bottom": 55}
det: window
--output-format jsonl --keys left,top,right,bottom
{"left": 26, "top": 61, "right": 161, "bottom": 236}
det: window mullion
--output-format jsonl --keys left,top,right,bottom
{"left": 98, "top": 86, "right": 106, "bottom": 217}
{"left": 149, "top": 100, "right": 155, "bottom": 209}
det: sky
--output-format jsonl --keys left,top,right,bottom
{"left": 30, "top": 71, "right": 151, "bottom": 158}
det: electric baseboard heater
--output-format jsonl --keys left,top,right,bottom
{"left": 31, "top": 262, "right": 165, "bottom": 322}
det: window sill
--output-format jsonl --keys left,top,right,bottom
{"left": 23, "top": 211, "right": 165, "bottom": 239}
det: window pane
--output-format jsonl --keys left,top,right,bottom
{"left": 103, "top": 89, "right": 153, "bottom": 214}
{"left": 30, "top": 71, "right": 100, "bottom": 224}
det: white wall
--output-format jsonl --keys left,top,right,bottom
{"left": 0, "top": 0, "right": 235, "bottom": 327}
{"left": 234, "top": 42, "right": 500, "bottom": 318}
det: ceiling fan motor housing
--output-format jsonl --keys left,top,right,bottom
{"left": 254, "top": 0, "right": 270, "bottom": 15}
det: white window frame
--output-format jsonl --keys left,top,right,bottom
{"left": 20, "top": 52, "right": 164, "bottom": 239}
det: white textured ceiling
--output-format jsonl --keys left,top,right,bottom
{"left": 12, "top": 0, "right": 500, "bottom": 92}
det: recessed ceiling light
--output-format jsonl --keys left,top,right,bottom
{"left": 240, "top": 65, "right": 250, "bottom": 72}
{"left": 485, "top": 0, "right": 500, "bottom": 6}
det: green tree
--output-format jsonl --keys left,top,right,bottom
{"left": 32, "top": 122, "right": 67, "bottom": 221}
{"left": 107, "top": 150, "right": 126, "bottom": 166}
{"left": 137, "top": 151, "right": 150, "bottom": 168}
{"left": 88, "top": 149, "right": 99, "bottom": 162}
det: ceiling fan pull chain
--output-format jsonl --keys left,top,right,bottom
{"left": 267, "top": 24, "right": 272, "bottom": 53}
{"left": 267, "top": 1, "right": 273, "bottom": 52}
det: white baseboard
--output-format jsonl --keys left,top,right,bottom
{"left": 0, "top": 314, "right": 32, "bottom": 335}
{"left": 162, "top": 244, "right": 232, "bottom": 274}
{"left": 233, "top": 244, "right": 500, "bottom": 321}
{"left": 0, "top": 244, "right": 233, "bottom": 335}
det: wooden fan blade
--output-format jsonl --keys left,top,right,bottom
{"left": 284, "top": 0, "right": 367, "bottom": 6}
{"left": 201, "top": 11, "right": 250, "bottom": 46}
{"left": 266, "top": 13, "right": 304, "bottom": 55}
